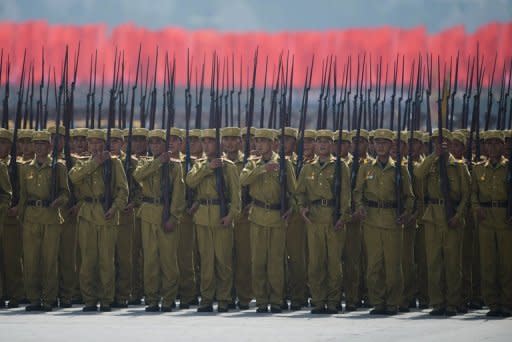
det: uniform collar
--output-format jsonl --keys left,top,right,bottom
{"left": 29, "top": 155, "right": 52, "bottom": 168}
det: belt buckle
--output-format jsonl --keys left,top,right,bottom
{"left": 205, "top": 199, "right": 213, "bottom": 206}
{"left": 264, "top": 202, "right": 271, "bottom": 210}
{"left": 154, "top": 198, "right": 161, "bottom": 205}
{"left": 491, "top": 201, "right": 500, "bottom": 208}
{"left": 321, "top": 199, "right": 328, "bottom": 206}
{"left": 378, "top": 201, "right": 384, "bottom": 209}
{"left": 438, "top": 199, "right": 445, "bottom": 206}
{"left": 35, "top": 200, "right": 43, "bottom": 207}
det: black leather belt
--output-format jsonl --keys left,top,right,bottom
{"left": 143, "top": 196, "right": 164, "bottom": 204}
{"left": 252, "top": 199, "right": 281, "bottom": 211}
{"left": 27, "top": 199, "right": 51, "bottom": 207}
{"left": 365, "top": 200, "right": 397, "bottom": 209}
{"left": 83, "top": 197, "right": 104, "bottom": 203}
{"left": 427, "top": 198, "right": 460, "bottom": 206}
{"left": 479, "top": 201, "right": 508, "bottom": 208}
{"left": 311, "top": 199, "right": 335, "bottom": 207}
{"left": 198, "top": 198, "right": 222, "bottom": 206}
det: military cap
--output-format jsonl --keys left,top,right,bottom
{"left": 170, "top": 128, "right": 183, "bottom": 138}
{"left": 201, "top": 128, "right": 216, "bottom": 139}
{"left": 450, "top": 131, "right": 467, "bottom": 145}
{"left": 71, "top": 128, "right": 88, "bottom": 138}
{"left": 221, "top": 127, "right": 241, "bottom": 137}
{"left": 369, "top": 130, "right": 375, "bottom": 139}
{"left": 241, "top": 127, "right": 256, "bottom": 136}
{"left": 505, "top": 130, "right": 512, "bottom": 139}
{"left": 270, "top": 129, "right": 280, "bottom": 140}
{"left": 132, "top": 128, "right": 149, "bottom": 138}
{"left": 483, "top": 130, "right": 505, "bottom": 142}
{"left": 453, "top": 129, "right": 469, "bottom": 139}
{"left": 431, "top": 128, "right": 452, "bottom": 140}
{"left": 411, "top": 130, "right": 425, "bottom": 141}
{"left": 87, "top": 129, "right": 106, "bottom": 141}
{"left": 303, "top": 129, "right": 317, "bottom": 140}
{"left": 278, "top": 127, "right": 298, "bottom": 139}
{"left": 316, "top": 129, "right": 333, "bottom": 140}
{"left": 122, "top": 128, "right": 130, "bottom": 137}
{"left": 351, "top": 129, "right": 369, "bottom": 141}
{"left": 110, "top": 128, "right": 124, "bottom": 140}
{"left": 333, "top": 130, "right": 351, "bottom": 142}
{"left": 47, "top": 125, "right": 66, "bottom": 136}
{"left": 147, "top": 129, "right": 166, "bottom": 141}
{"left": 18, "top": 129, "right": 34, "bottom": 140}
{"left": 32, "top": 130, "right": 52, "bottom": 143}
{"left": 0, "top": 128, "right": 13, "bottom": 142}
{"left": 393, "top": 131, "right": 409, "bottom": 143}
{"left": 189, "top": 129, "right": 202, "bottom": 138}
{"left": 254, "top": 128, "right": 275, "bottom": 141}
{"left": 373, "top": 128, "right": 394, "bottom": 141}
{"left": 422, "top": 132, "right": 431, "bottom": 143}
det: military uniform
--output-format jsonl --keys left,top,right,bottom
{"left": 240, "top": 129, "right": 297, "bottom": 312}
{"left": 133, "top": 129, "right": 185, "bottom": 311}
{"left": 18, "top": 131, "right": 70, "bottom": 310}
{"left": 0, "top": 145, "right": 13, "bottom": 306}
{"left": 296, "top": 130, "right": 351, "bottom": 313}
{"left": 353, "top": 129, "right": 415, "bottom": 314}
{"left": 471, "top": 130, "right": 511, "bottom": 316}
{"left": 414, "top": 129, "right": 471, "bottom": 315}
{"left": 68, "top": 129, "right": 128, "bottom": 310}
{"left": 185, "top": 129, "right": 240, "bottom": 311}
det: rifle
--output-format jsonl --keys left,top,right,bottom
{"left": 184, "top": 50, "right": 194, "bottom": 208}
{"left": 161, "top": 54, "right": 168, "bottom": 129}
{"left": 287, "top": 55, "right": 294, "bottom": 127}
{"left": 425, "top": 54, "right": 433, "bottom": 154}
{"left": 503, "top": 58, "right": 511, "bottom": 130}
{"left": 36, "top": 49, "right": 44, "bottom": 130}
{"left": 90, "top": 51, "right": 97, "bottom": 128}
{"left": 373, "top": 56, "right": 382, "bottom": 130}
{"left": 103, "top": 48, "right": 120, "bottom": 212}
{"left": 50, "top": 47, "right": 67, "bottom": 203}
{"left": 28, "top": 63, "right": 35, "bottom": 129}
{"left": 269, "top": 55, "right": 282, "bottom": 129}
{"left": 496, "top": 61, "right": 506, "bottom": 130}
{"left": 295, "top": 55, "right": 314, "bottom": 176}
{"left": 230, "top": 54, "right": 235, "bottom": 127}
{"left": 97, "top": 64, "right": 105, "bottom": 128}
{"left": 449, "top": 51, "right": 459, "bottom": 131}
{"left": 237, "top": 56, "right": 242, "bottom": 128}
{"left": 437, "top": 56, "right": 455, "bottom": 221}
{"left": 317, "top": 59, "right": 327, "bottom": 129}
{"left": 484, "top": 52, "right": 497, "bottom": 131}
{"left": 333, "top": 58, "right": 350, "bottom": 224}
{"left": 140, "top": 57, "right": 150, "bottom": 128}
{"left": 350, "top": 54, "right": 366, "bottom": 196}
{"left": 22, "top": 62, "right": 32, "bottom": 129}
{"left": 332, "top": 57, "right": 338, "bottom": 130}
{"left": 125, "top": 45, "right": 141, "bottom": 203}
{"left": 162, "top": 54, "right": 176, "bottom": 225}
{"left": 279, "top": 76, "right": 288, "bottom": 217}
{"left": 118, "top": 51, "right": 125, "bottom": 129}
{"left": 242, "top": 49, "right": 258, "bottom": 208}
{"left": 195, "top": 56, "right": 205, "bottom": 129}
{"left": 1, "top": 53, "right": 9, "bottom": 128}
{"left": 86, "top": 53, "right": 93, "bottom": 128}
{"left": 380, "top": 62, "right": 388, "bottom": 128}
{"left": 260, "top": 56, "right": 268, "bottom": 128}
{"left": 149, "top": 47, "right": 158, "bottom": 130}
{"left": 389, "top": 55, "right": 398, "bottom": 130}
{"left": 396, "top": 56, "right": 405, "bottom": 217}
{"left": 9, "top": 49, "right": 26, "bottom": 206}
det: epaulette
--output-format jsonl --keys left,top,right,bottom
{"left": 170, "top": 157, "right": 182, "bottom": 163}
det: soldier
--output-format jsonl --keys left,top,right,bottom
{"left": 296, "top": 130, "right": 351, "bottom": 314}
{"left": 414, "top": 128, "right": 471, "bottom": 316}
{"left": 186, "top": 129, "right": 240, "bottom": 313}
{"left": 240, "top": 128, "right": 296, "bottom": 313}
{"left": 69, "top": 129, "right": 128, "bottom": 312}
{"left": 345, "top": 129, "right": 373, "bottom": 310}
{"left": 129, "top": 128, "right": 149, "bottom": 305}
{"left": 221, "top": 127, "right": 252, "bottom": 310}
{"left": 0, "top": 128, "right": 13, "bottom": 308}
{"left": 471, "top": 130, "right": 511, "bottom": 317}
{"left": 17, "top": 130, "right": 70, "bottom": 311}
{"left": 133, "top": 128, "right": 185, "bottom": 312}
{"left": 353, "top": 128, "right": 414, "bottom": 315}
{"left": 0, "top": 129, "right": 25, "bottom": 309}
{"left": 109, "top": 128, "right": 138, "bottom": 308}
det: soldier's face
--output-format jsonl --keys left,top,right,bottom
{"left": 390, "top": 140, "right": 406, "bottom": 160}
{"left": 110, "top": 138, "right": 123, "bottom": 155}
{"left": 222, "top": 136, "right": 240, "bottom": 154}
{"left": 486, "top": 139, "right": 504, "bottom": 161}
{"left": 340, "top": 141, "right": 351, "bottom": 157}
{"left": 34, "top": 141, "right": 51, "bottom": 157}
{"left": 374, "top": 138, "right": 392, "bottom": 158}
{"left": 410, "top": 139, "right": 423, "bottom": 158}
{"left": 148, "top": 138, "right": 166, "bottom": 157}
{"left": 88, "top": 138, "right": 105, "bottom": 155}
{"left": 132, "top": 136, "right": 147, "bottom": 155}
{"left": 0, "top": 139, "right": 11, "bottom": 158}
{"left": 284, "top": 136, "right": 296, "bottom": 155}
{"left": 315, "top": 138, "right": 332, "bottom": 157}
{"left": 72, "top": 136, "right": 88, "bottom": 154}
{"left": 434, "top": 137, "right": 450, "bottom": 155}
{"left": 51, "top": 134, "right": 65, "bottom": 152}
{"left": 255, "top": 138, "right": 273, "bottom": 156}
{"left": 189, "top": 137, "right": 202, "bottom": 155}
{"left": 351, "top": 137, "right": 368, "bottom": 155}
{"left": 202, "top": 138, "right": 217, "bottom": 158}
{"left": 303, "top": 138, "right": 315, "bottom": 157}
{"left": 169, "top": 136, "right": 182, "bottom": 155}
{"left": 449, "top": 140, "right": 465, "bottom": 159}
{"left": 18, "top": 138, "right": 34, "bottom": 156}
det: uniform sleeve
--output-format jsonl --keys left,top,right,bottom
{"left": 185, "top": 161, "right": 213, "bottom": 189}
{"left": 286, "top": 159, "right": 298, "bottom": 209}
{"left": 295, "top": 165, "right": 308, "bottom": 208}
{"left": 240, "top": 160, "right": 267, "bottom": 186}
{"left": 133, "top": 158, "right": 162, "bottom": 183}
{"left": 169, "top": 161, "right": 185, "bottom": 224}
{"left": 0, "top": 163, "right": 12, "bottom": 211}
{"left": 226, "top": 164, "right": 241, "bottom": 220}
{"left": 453, "top": 163, "right": 471, "bottom": 222}
{"left": 55, "top": 163, "right": 70, "bottom": 207}
{"left": 111, "top": 158, "right": 129, "bottom": 211}
{"left": 401, "top": 165, "right": 415, "bottom": 217}
{"left": 353, "top": 163, "right": 367, "bottom": 212}
{"left": 340, "top": 161, "right": 352, "bottom": 219}
{"left": 413, "top": 153, "right": 435, "bottom": 179}
{"left": 68, "top": 158, "right": 100, "bottom": 184}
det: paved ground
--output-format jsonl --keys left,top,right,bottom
{"left": 1, "top": 303, "right": 511, "bottom": 342}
